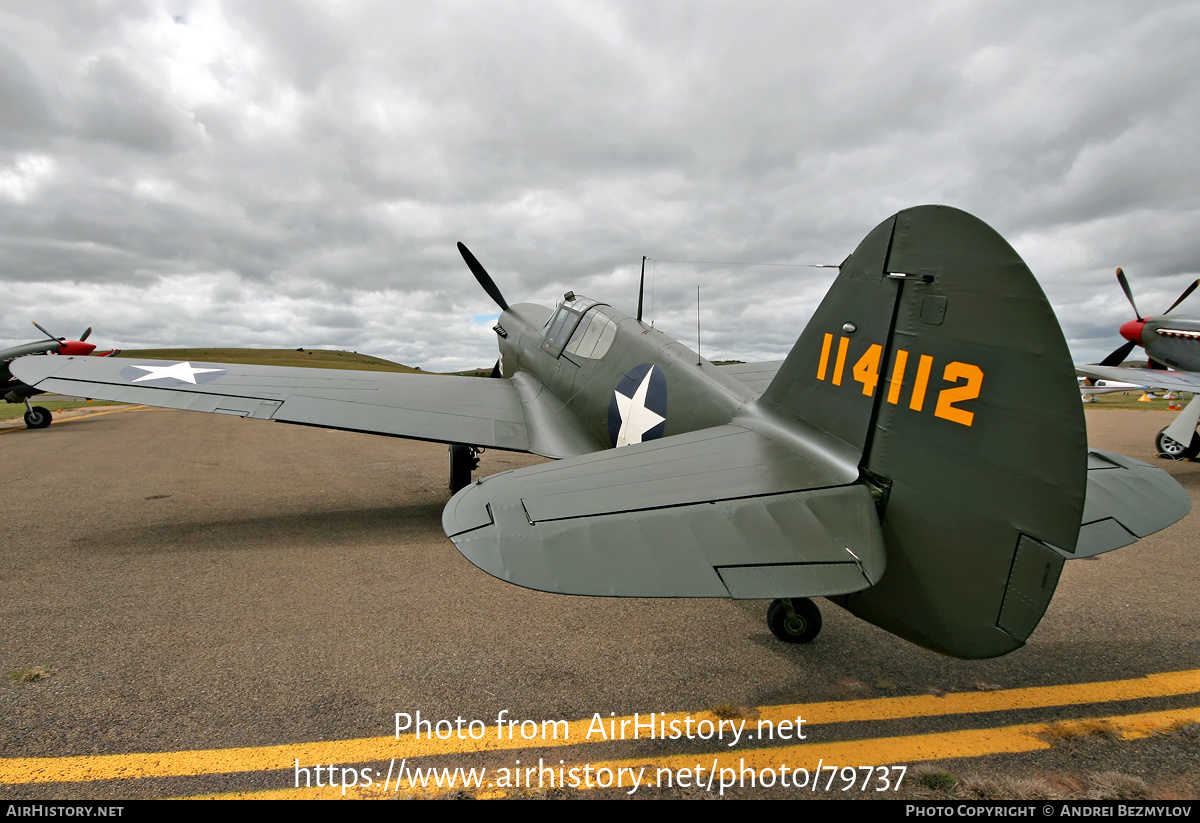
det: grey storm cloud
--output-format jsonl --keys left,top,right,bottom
{"left": 1, "top": 0, "right": 1198, "bottom": 369}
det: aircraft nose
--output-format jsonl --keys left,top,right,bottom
{"left": 58, "top": 340, "right": 97, "bottom": 356}
{"left": 1119, "top": 319, "right": 1145, "bottom": 345}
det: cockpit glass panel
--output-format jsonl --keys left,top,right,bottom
{"left": 592, "top": 316, "right": 618, "bottom": 358}
{"left": 564, "top": 307, "right": 618, "bottom": 360}
{"left": 566, "top": 313, "right": 605, "bottom": 358}
{"left": 543, "top": 307, "right": 575, "bottom": 351}
{"left": 542, "top": 297, "right": 606, "bottom": 358}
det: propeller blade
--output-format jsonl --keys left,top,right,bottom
{"left": 457, "top": 242, "right": 509, "bottom": 312}
{"left": 79, "top": 326, "right": 92, "bottom": 342}
{"left": 489, "top": 359, "right": 501, "bottom": 379}
{"left": 1164, "top": 279, "right": 1200, "bottom": 315}
{"left": 1149, "top": 357, "right": 1169, "bottom": 370}
{"left": 1116, "top": 267, "right": 1142, "bottom": 320}
{"left": 31, "top": 321, "right": 59, "bottom": 342}
{"left": 1099, "top": 340, "right": 1136, "bottom": 367}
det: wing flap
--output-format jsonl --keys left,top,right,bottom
{"left": 273, "top": 393, "right": 528, "bottom": 448}
{"left": 443, "top": 426, "right": 885, "bottom": 598}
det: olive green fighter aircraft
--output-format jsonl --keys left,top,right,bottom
{"left": 11, "top": 206, "right": 1190, "bottom": 659}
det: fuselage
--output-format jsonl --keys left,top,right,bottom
{"left": 495, "top": 298, "right": 758, "bottom": 451}
{"left": 1123, "top": 315, "right": 1200, "bottom": 372}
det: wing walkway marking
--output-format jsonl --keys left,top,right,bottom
{"left": 2, "top": 669, "right": 1198, "bottom": 786}
{"left": 212, "top": 705, "right": 1200, "bottom": 799}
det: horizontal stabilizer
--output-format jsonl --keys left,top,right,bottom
{"left": 1071, "top": 448, "right": 1192, "bottom": 557}
{"left": 442, "top": 424, "right": 885, "bottom": 598}
{"left": 717, "top": 361, "right": 785, "bottom": 395}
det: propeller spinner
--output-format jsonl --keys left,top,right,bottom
{"left": 30, "top": 321, "right": 97, "bottom": 356}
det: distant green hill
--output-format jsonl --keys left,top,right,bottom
{"left": 115, "top": 348, "right": 424, "bottom": 373}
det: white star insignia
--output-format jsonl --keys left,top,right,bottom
{"left": 130, "top": 362, "right": 225, "bottom": 384}
{"left": 614, "top": 366, "right": 665, "bottom": 447}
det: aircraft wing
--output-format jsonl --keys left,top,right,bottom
{"left": 1077, "top": 365, "right": 1200, "bottom": 394}
{"left": 10, "top": 354, "right": 600, "bottom": 458}
{"left": 443, "top": 423, "right": 885, "bottom": 599}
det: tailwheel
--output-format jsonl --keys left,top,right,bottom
{"left": 1155, "top": 426, "right": 1200, "bottom": 460}
{"left": 23, "top": 405, "right": 52, "bottom": 429}
{"left": 767, "top": 598, "right": 822, "bottom": 644}
{"left": 448, "top": 444, "right": 481, "bottom": 493}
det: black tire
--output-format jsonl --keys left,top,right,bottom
{"left": 23, "top": 406, "right": 51, "bottom": 429}
{"left": 448, "top": 444, "right": 479, "bottom": 493}
{"left": 767, "top": 597, "right": 822, "bottom": 644}
{"left": 1155, "top": 426, "right": 1200, "bottom": 460}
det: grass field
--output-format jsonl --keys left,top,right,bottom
{"left": 113, "top": 347, "right": 423, "bottom": 373}
{"left": 1082, "top": 391, "right": 1193, "bottom": 411}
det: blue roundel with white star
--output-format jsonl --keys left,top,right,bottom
{"left": 607, "top": 363, "right": 668, "bottom": 448}
{"left": 118, "top": 361, "right": 227, "bottom": 386}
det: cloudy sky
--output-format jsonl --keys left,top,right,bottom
{"left": 2, "top": 1, "right": 1198, "bottom": 370}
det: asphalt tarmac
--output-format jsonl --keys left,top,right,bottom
{"left": 1, "top": 406, "right": 1198, "bottom": 800}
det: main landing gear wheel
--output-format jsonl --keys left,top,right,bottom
{"left": 767, "top": 597, "right": 822, "bottom": 644}
{"left": 448, "top": 444, "right": 481, "bottom": 493}
{"left": 23, "top": 406, "right": 51, "bottom": 429}
{"left": 1155, "top": 426, "right": 1200, "bottom": 460}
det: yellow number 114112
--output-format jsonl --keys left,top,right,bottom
{"left": 816, "top": 333, "right": 983, "bottom": 427}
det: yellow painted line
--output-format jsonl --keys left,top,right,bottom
{"left": 0, "top": 405, "right": 148, "bottom": 434}
{"left": 55, "top": 405, "right": 148, "bottom": 421}
{"left": 194, "top": 705, "right": 1200, "bottom": 799}
{"left": 612, "top": 706, "right": 1200, "bottom": 780}
{"left": 756, "top": 667, "right": 1200, "bottom": 725}
{"left": 3, "top": 669, "right": 1198, "bottom": 786}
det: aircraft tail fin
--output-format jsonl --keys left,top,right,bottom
{"left": 762, "top": 206, "right": 1093, "bottom": 657}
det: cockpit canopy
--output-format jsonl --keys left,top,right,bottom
{"left": 541, "top": 296, "right": 618, "bottom": 360}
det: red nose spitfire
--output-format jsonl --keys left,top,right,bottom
{"left": 1079, "top": 268, "right": 1200, "bottom": 461}
{"left": 1095, "top": 268, "right": 1200, "bottom": 369}
{"left": 2, "top": 323, "right": 103, "bottom": 429}
{"left": 55, "top": 338, "right": 97, "bottom": 356}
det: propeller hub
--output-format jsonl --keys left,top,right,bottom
{"left": 58, "top": 339, "right": 97, "bottom": 356}
{"left": 1119, "top": 318, "right": 1145, "bottom": 345}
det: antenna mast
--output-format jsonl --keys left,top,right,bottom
{"left": 637, "top": 256, "right": 647, "bottom": 322}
